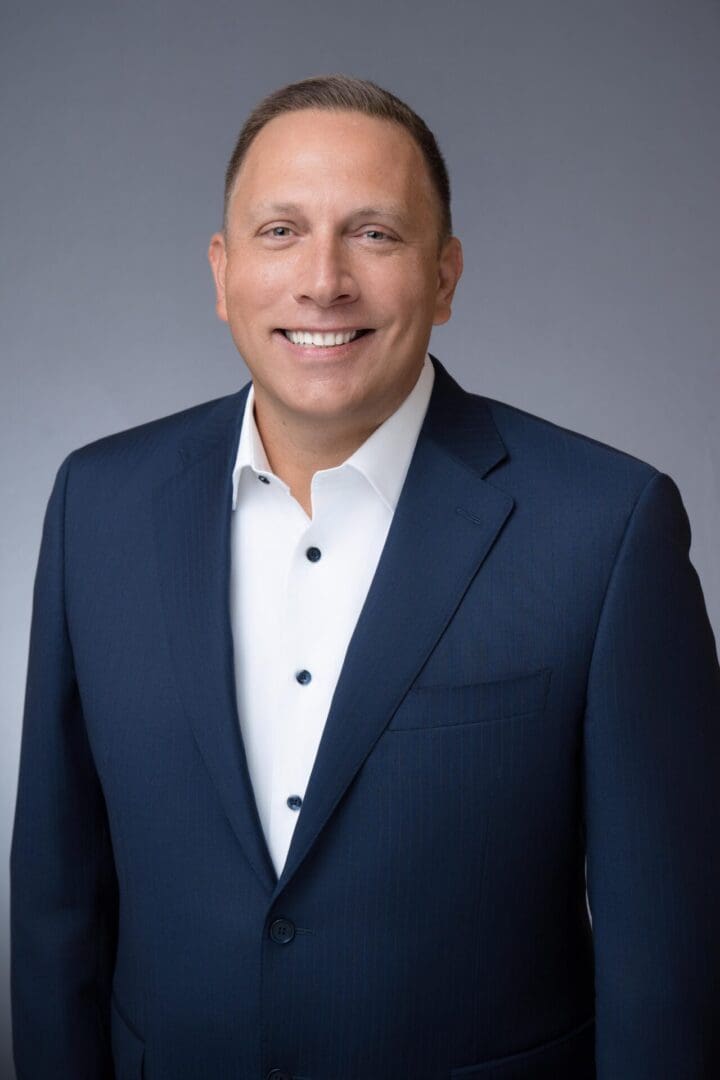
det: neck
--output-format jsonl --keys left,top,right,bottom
{"left": 251, "top": 395, "right": 380, "bottom": 515}
{"left": 249, "top": 358, "right": 425, "bottom": 512}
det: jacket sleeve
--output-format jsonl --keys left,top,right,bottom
{"left": 583, "top": 469, "right": 720, "bottom": 1077}
{"left": 10, "top": 453, "right": 119, "bottom": 1079}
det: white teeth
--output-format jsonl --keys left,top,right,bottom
{"left": 284, "top": 329, "right": 360, "bottom": 347}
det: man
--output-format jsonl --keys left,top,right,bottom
{"left": 10, "top": 73, "right": 720, "bottom": 1080}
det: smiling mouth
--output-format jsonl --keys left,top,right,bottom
{"left": 278, "top": 328, "right": 374, "bottom": 347}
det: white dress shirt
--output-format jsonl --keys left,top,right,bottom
{"left": 229, "top": 352, "right": 435, "bottom": 878}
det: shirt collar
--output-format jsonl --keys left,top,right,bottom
{"left": 231, "top": 352, "right": 435, "bottom": 513}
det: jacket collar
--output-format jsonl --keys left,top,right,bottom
{"left": 153, "top": 354, "right": 514, "bottom": 897}
{"left": 230, "top": 352, "right": 436, "bottom": 513}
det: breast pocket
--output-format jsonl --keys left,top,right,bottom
{"left": 450, "top": 1014, "right": 594, "bottom": 1077}
{"left": 387, "top": 667, "right": 552, "bottom": 732}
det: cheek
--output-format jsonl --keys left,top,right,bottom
{"left": 225, "top": 267, "right": 279, "bottom": 318}
{"left": 394, "top": 283, "right": 437, "bottom": 329}
{"left": 378, "top": 259, "right": 437, "bottom": 315}
{"left": 362, "top": 273, "right": 425, "bottom": 323}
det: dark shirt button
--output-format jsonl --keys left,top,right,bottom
{"left": 257, "top": 474, "right": 271, "bottom": 484}
{"left": 269, "top": 918, "right": 295, "bottom": 944}
{"left": 295, "top": 669, "right": 311, "bottom": 685}
{"left": 306, "top": 546, "right": 321, "bottom": 562}
{"left": 287, "top": 795, "right": 302, "bottom": 811}
{"left": 266, "top": 1070, "right": 292, "bottom": 1080}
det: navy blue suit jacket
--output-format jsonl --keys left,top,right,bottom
{"left": 11, "top": 355, "right": 720, "bottom": 1079}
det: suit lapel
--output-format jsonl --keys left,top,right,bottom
{"left": 153, "top": 357, "right": 514, "bottom": 901}
{"left": 276, "top": 358, "right": 514, "bottom": 894}
{"left": 153, "top": 384, "right": 279, "bottom": 895}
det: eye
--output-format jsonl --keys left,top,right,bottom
{"left": 262, "top": 225, "right": 294, "bottom": 238}
{"left": 361, "top": 229, "right": 393, "bottom": 241}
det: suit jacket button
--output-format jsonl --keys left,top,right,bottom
{"left": 269, "top": 917, "right": 295, "bottom": 944}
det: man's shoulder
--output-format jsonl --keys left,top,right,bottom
{"left": 477, "top": 391, "right": 659, "bottom": 485}
{"left": 434, "top": 360, "right": 659, "bottom": 493}
{"left": 459, "top": 389, "right": 664, "bottom": 527}
{"left": 61, "top": 385, "right": 248, "bottom": 490}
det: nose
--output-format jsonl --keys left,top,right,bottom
{"left": 292, "top": 231, "right": 359, "bottom": 308}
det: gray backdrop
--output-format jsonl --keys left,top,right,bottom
{"left": 2, "top": 0, "right": 719, "bottom": 1072}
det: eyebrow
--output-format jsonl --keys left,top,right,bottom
{"left": 248, "top": 201, "right": 410, "bottom": 226}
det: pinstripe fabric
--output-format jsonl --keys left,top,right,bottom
{"left": 10, "top": 354, "right": 720, "bottom": 1079}
{"left": 228, "top": 355, "right": 435, "bottom": 878}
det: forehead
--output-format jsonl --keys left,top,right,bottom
{"left": 230, "top": 108, "right": 434, "bottom": 218}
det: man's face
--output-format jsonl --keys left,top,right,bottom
{"left": 208, "top": 108, "right": 463, "bottom": 432}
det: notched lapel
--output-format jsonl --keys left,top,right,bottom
{"left": 276, "top": 358, "right": 515, "bottom": 896}
{"left": 152, "top": 386, "right": 279, "bottom": 896}
{"left": 150, "top": 360, "right": 515, "bottom": 904}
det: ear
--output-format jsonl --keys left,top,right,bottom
{"left": 432, "top": 236, "right": 463, "bottom": 326}
{"left": 207, "top": 232, "right": 229, "bottom": 323}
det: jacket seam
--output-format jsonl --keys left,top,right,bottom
{"left": 583, "top": 467, "right": 661, "bottom": 723}
{"left": 60, "top": 450, "right": 116, "bottom": 1063}
{"left": 57, "top": 452, "right": 76, "bottom": 678}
